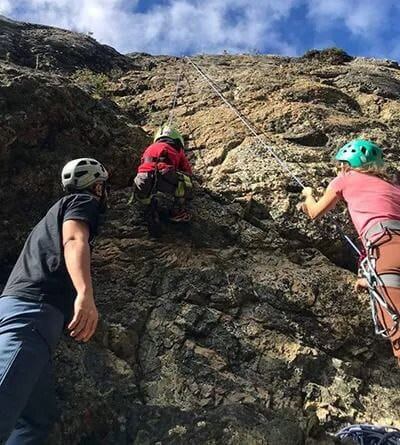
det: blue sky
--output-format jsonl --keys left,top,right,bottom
{"left": 1, "top": 0, "right": 400, "bottom": 59}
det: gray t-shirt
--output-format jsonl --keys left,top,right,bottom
{"left": 2, "top": 193, "right": 100, "bottom": 321}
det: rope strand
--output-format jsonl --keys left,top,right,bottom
{"left": 167, "top": 70, "right": 183, "bottom": 126}
{"left": 184, "top": 57, "right": 364, "bottom": 254}
{"left": 184, "top": 57, "right": 398, "bottom": 341}
{"left": 185, "top": 57, "right": 305, "bottom": 188}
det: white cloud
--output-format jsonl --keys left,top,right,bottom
{"left": 307, "top": 0, "right": 398, "bottom": 37}
{"left": 0, "top": 0, "right": 13, "bottom": 15}
{"left": 1, "top": 0, "right": 299, "bottom": 55}
{"left": 2, "top": 0, "right": 396, "bottom": 57}
{"left": 305, "top": 0, "right": 400, "bottom": 60}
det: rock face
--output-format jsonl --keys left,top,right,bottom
{"left": 0, "top": 60, "right": 150, "bottom": 282}
{"left": 0, "top": 15, "right": 135, "bottom": 72}
{"left": 1, "top": 17, "right": 400, "bottom": 445}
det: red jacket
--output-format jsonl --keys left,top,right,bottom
{"left": 137, "top": 141, "right": 192, "bottom": 175}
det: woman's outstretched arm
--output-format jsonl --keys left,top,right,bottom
{"left": 300, "top": 186, "right": 340, "bottom": 220}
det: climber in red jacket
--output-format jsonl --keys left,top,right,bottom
{"left": 134, "top": 125, "right": 193, "bottom": 235}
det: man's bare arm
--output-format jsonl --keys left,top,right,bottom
{"left": 63, "top": 220, "right": 98, "bottom": 342}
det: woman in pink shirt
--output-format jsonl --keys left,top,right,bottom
{"left": 301, "top": 139, "right": 400, "bottom": 364}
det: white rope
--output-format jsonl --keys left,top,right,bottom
{"left": 185, "top": 56, "right": 305, "bottom": 188}
{"left": 167, "top": 70, "right": 182, "bottom": 127}
{"left": 185, "top": 57, "right": 365, "bottom": 258}
{"left": 343, "top": 234, "right": 362, "bottom": 256}
{"left": 187, "top": 57, "right": 400, "bottom": 342}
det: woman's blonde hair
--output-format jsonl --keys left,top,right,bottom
{"left": 353, "top": 164, "right": 394, "bottom": 183}
{"left": 336, "top": 161, "right": 395, "bottom": 183}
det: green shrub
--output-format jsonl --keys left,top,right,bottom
{"left": 71, "top": 69, "right": 110, "bottom": 99}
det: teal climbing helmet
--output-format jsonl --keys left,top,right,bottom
{"left": 335, "top": 139, "right": 384, "bottom": 168}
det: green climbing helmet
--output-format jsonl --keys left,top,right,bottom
{"left": 154, "top": 125, "right": 185, "bottom": 148}
{"left": 335, "top": 139, "right": 384, "bottom": 168}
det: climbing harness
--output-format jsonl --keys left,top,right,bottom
{"left": 129, "top": 156, "right": 165, "bottom": 206}
{"left": 359, "top": 221, "right": 400, "bottom": 337}
{"left": 336, "top": 424, "right": 400, "bottom": 444}
{"left": 359, "top": 247, "right": 399, "bottom": 337}
{"left": 363, "top": 220, "right": 400, "bottom": 243}
{"left": 175, "top": 172, "right": 192, "bottom": 198}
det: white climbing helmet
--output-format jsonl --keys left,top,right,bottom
{"left": 61, "top": 158, "right": 108, "bottom": 191}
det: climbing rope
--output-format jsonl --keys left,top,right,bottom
{"left": 185, "top": 56, "right": 400, "bottom": 339}
{"left": 342, "top": 232, "right": 362, "bottom": 256}
{"left": 185, "top": 57, "right": 305, "bottom": 188}
{"left": 184, "top": 57, "right": 364, "bottom": 249}
{"left": 167, "top": 69, "right": 183, "bottom": 127}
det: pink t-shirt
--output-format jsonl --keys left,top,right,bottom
{"left": 329, "top": 170, "right": 400, "bottom": 236}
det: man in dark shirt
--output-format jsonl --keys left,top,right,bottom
{"left": 0, "top": 158, "right": 109, "bottom": 444}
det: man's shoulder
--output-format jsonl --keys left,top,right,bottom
{"left": 66, "top": 192, "right": 98, "bottom": 203}
{"left": 46, "top": 193, "right": 99, "bottom": 217}
{"left": 59, "top": 192, "right": 98, "bottom": 206}
{"left": 61, "top": 193, "right": 100, "bottom": 236}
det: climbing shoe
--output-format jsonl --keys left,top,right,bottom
{"left": 169, "top": 208, "right": 192, "bottom": 223}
